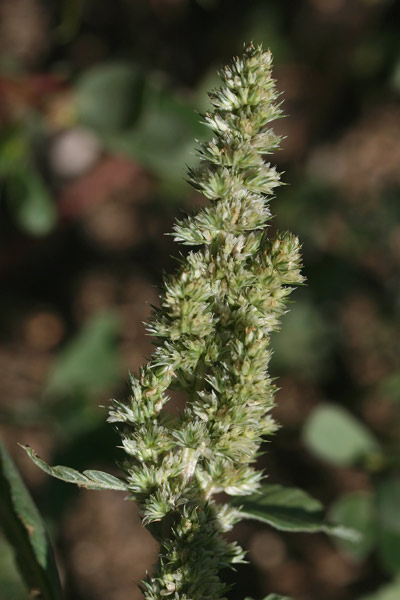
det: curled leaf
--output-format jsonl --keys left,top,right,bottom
{"left": 22, "top": 446, "right": 128, "bottom": 491}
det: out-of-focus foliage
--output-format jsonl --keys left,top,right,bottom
{"left": 75, "top": 64, "right": 144, "bottom": 133}
{"left": 303, "top": 404, "right": 380, "bottom": 467}
{"left": 358, "top": 578, "right": 400, "bottom": 600}
{"left": 0, "top": 129, "right": 57, "bottom": 235}
{"left": 0, "top": 0, "right": 399, "bottom": 599}
{"left": 329, "top": 491, "right": 377, "bottom": 561}
{"left": 44, "top": 310, "right": 120, "bottom": 399}
{"left": 0, "top": 536, "right": 27, "bottom": 600}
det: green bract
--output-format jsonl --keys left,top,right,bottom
{"left": 109, "top": 44, "right": 304, "bottom": 600}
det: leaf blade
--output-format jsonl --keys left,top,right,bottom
{"left": 329, "top": 491, "right": 377, "bottom": 560}
{"left": 0, "top": 437, "right": 62, "bottom": 600}
{"left": 376, "top": 477, "right": 400, "bottom": 574}
{"left": 303, "top": 404, "right": 379, "bottom": 466}
{"left": 22, "top": 446, "right": 128, "bottom": 491}
{"left": 358, "top": 577, "right": 400, "bottom": 600}
{"left": 232, "top": 484, "right": 357, "bottom": 540}
{"left": 9, "top": 168, "right": 57, "bottom": 236}
{"left": 44, "top": 310, "right": 121, "bottom": 398}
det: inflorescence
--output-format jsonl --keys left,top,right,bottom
{"left": 108, "top": 43, "right": 304, "bottom": 600}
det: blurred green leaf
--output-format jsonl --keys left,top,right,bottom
{"left": 0, "top": 437, "right": 62, "bottom": 600}
{"left": 76, "top": 63, "right": 144, "bottom": 133}
{"left": 8, "top": 169, "right": 57, "bottom": 236}
{"left": 303, "top": 404, "right": 379, "bottom": 466}
{"left": 22, "top": 446, "right": 128, "bottom": 491}
{"left": 56, "top": 0, "right": 86, "bottom": 43}
{"left": 329, "top": 491, "right": 377, "bottom": 560}
{"left": 244, "top": 5, "right": 291, "bottom": 63}
{"left": 105, "top": 78, "right": 204, "bottom": 193}
{"left": 0, "top": 129, "right": 28, "bottom": 175}
{"left": 271, "top": 297, "right": 332, "bottom": 380}
{"left": 44, "top": 311, "right": 120, "bottom": 397}
{"left": 231, "top": 484, "right": 356, "bottom": 540}
{"left": 377, "top": 477, "right": 400, "bottom": 574}
{"left": 358, "top": 577, "right": 400, "bottom": 600}
{"left": 194, "top": 70, "right": 221, "bottom": 113}
{"left": 0, "top": 128, "right": 56, "bottom": 236}
{"left": 0, "top": 537, "right": 27, "bottom": 600}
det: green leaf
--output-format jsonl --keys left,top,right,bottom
{"left": 22, "top": 446, "right": 128, "bottom": 491}
{"left": 303, "top": 404, "right": 379, "bottom": 466}
{"left": 0, "top": 437, "right": 62, "bottom": 599}
{"left": 271, "top": 298, "right": 332, "bottom": 381}
{"left": 0, "top": 128, "right": 28, "bottom": 176}
{"left": 104, "top": 78, "right": 204, "bottom": 193}
{"left": 329, "top": 491, "right": 377, "bottom": 560}
{"left": 231, "top": 484, "right": 356, "bottom": 540}
{"left": 0, "top": 537, "right": 28, "bottom": 599}
{"left": 9, "top": 168, "right": 57, "bottom": 236}
{"left": 56, "top": 0, "right": 86, "bottom": 43}
{"left": 44, "top": 311, "right": 120, "bottom": 397}
{"left": 358, "top": 577, "right": 400, "bottom": 600}
{"left": 376, "top": 477, "right": 400, "bottom": 574}
{"left": 75, "top": 63, "right": 143, "bottom": 133}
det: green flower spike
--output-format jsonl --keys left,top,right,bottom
{"left": 25, "top": 43, "right": 307, "bottom": 600}
{"left": 109, "top": 43, "right": 304, "bottom": 600}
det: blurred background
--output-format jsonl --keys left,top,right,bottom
{"left": 0, "top": 0, "right": 400, "bottom": 599}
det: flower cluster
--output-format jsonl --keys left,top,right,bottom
{"left": 109, "top": 43, "right": 304, "bottom": 600}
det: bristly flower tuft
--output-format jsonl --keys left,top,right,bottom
{"left": 109, "top": 42, "right": 304, "bottom": 600}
